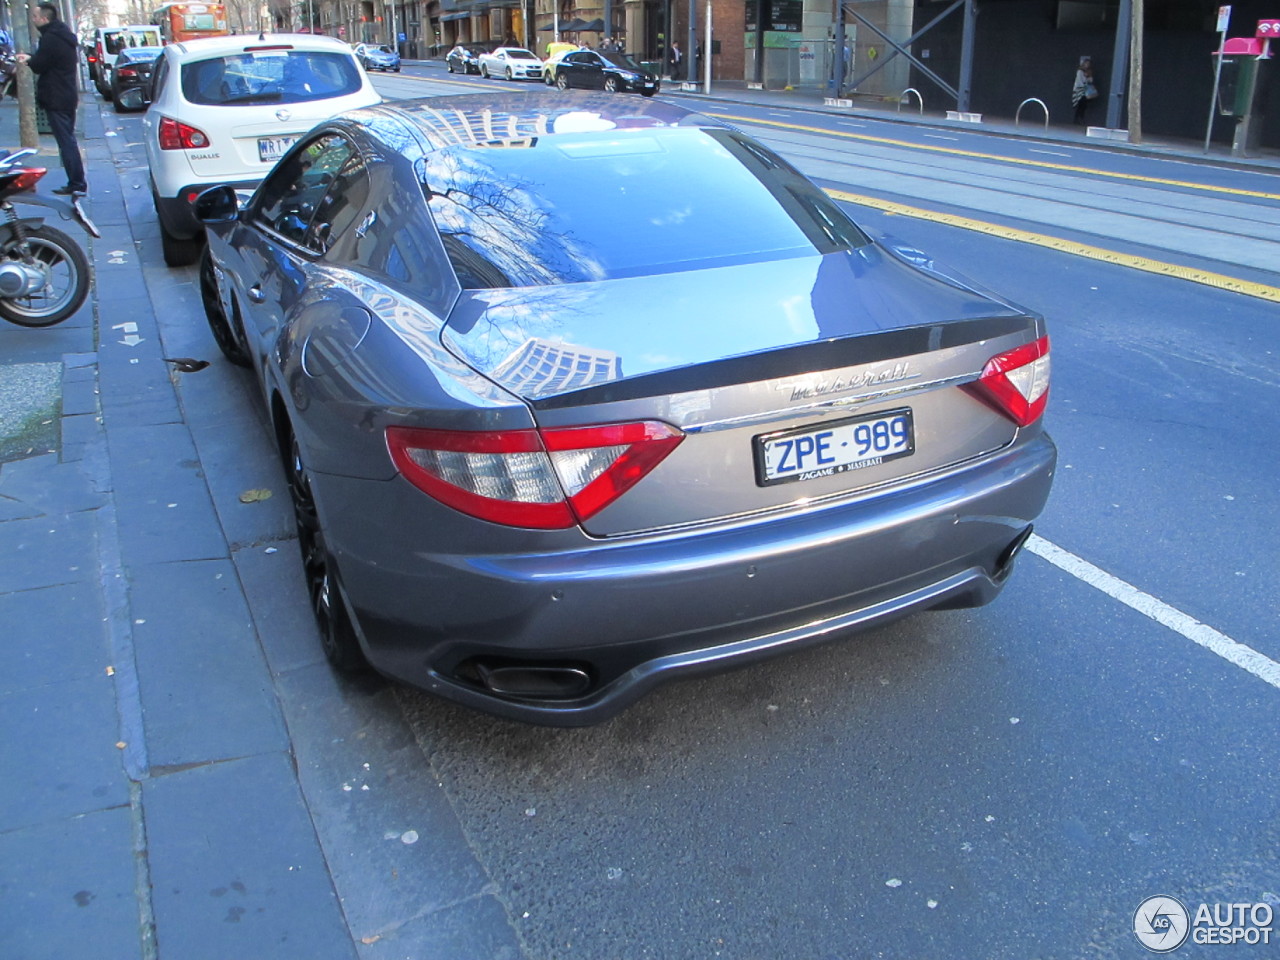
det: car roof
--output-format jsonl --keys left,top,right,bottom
{"left": 357, "top": 92, "right": 717, "bottom": 152}
{"left": 165, "top": 33, "right": 354, "bottom": 61}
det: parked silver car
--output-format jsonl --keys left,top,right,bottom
{"left": 195, "top": 92, "right": 1055, "bottom": 725}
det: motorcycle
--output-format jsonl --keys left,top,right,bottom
{"left": 0, "top": 147, "right": 99, "bottom": 327}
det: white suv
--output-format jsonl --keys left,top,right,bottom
{"left": 140, "top": 33, "right": 381, "bottom": 266}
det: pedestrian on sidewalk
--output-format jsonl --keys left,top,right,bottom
{"left": 15, "top": 2, "right": 85, "bottom": 196}
{"left": 670, "top": 41, "right": 683, "bottom": 80}
{"left": 1071, "top": 55, "right": 1097, "bottom": 126}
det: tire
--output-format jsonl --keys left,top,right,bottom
{"left": 0, "top": 225, "right": 90, "bottom": 327}
{"left": 604, "top": 76, "right": 619, "bottom": 93}
{"left": 555, "top": 72, "right": 569, "bottom": 91}
{"left": 112, "top": 90, "right": 126, "bottom": 112}
{"left": 480, "top": 64, "right": 489, "bottom": 78}
{"left": 393, "top": 66, "right": 400, "bottom": 73}
{"left": 505, "top": 67, "right": 513, "bottom": 80}
{"left": 641, "top": 89, "right": 656, "bottom": 97}
{"left": 198, "top": 248, "right": 250, "bottom": 367}
{"left": 155, "top": 202, "right": 203, "bottom": 267}
{"left": 285, "top": 429, "right": 368, "bottom": 673}
{"left": 447, "top": 60, "right": 455, "bottom": 73}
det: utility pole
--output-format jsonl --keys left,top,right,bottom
{"left": 1127, "top": 0, "right": 1143, "bottom": 143}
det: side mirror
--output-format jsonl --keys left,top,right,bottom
{"left": 193, "top": 185, "right": 241, "bottom": 224}
{"left": 117, "top": 87, "right": 148, "bottom": 110}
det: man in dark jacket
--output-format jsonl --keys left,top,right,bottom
{"left": 16, "top": 3, "right": 86, "bottom": 195}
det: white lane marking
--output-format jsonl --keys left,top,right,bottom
{"left": 923, "top": 133, "right": 959, "bottom": 141}
{"left": 768, "top": 111, "right": 792, "bottom": 117}
{"left": 836, "top": 121, "right": 867, "bottom": 128}
{"left": 1027, "top": 535, "right": 1280, "bottom": 691}
{"left": 1028, "top": 148, "right": 1072, "bottom": 158}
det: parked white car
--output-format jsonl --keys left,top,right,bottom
{"left": 477, "top": 47, "right": 543, "bottom": 81}
{"left": 138, "top": 33, "right": 381, "bottom": 266}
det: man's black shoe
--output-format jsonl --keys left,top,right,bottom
{"left": 52, "top": 185, "right": 85, "bottom": 196}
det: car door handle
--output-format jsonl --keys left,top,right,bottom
{"left": 247, "top": 285, "right": 265, "bottom": 303}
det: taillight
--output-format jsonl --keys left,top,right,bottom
{"left": 118, "top": 67, "right": 138, "bottom": 78}
{"left": 157, "top": 116, "right": 210, "bottom": 150}
{"left": 7, "top": 167, "right": 47, "bottom": 191}
{"left": 965, "top": 335, "right": 1050, "bottom": 427}
{"left": 386, "top": 421, "right": 684, "bottom": 529}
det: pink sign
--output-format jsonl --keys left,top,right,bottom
{"left": 1257, "top": 19, "right": 1280, "bottom": 37}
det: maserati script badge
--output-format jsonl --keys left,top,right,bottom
{"left": 780, "top": 362, "right": 918, "bottom": 402}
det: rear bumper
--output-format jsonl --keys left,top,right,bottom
{"left": 320, "top": 432, "right": 1056, "bottom": 725}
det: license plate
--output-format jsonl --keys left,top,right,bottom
{"left": 258, "top": 136, "right": 297, "bottom": 162}
{"left": 755, "top": 409, "right": 914, "bottom": 486}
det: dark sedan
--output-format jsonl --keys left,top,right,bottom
{"left": 553, "top": 50, "right": 658, "bottom": 95}
{"left": 445, "top": 42, "right": 497, "bottom": 74}
{"left": 194, "top": 92, "right": 1054, "bottom": 725}
{"left": 107, "top": 45, "right": 162, "bottom": 111}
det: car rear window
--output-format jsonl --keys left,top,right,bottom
{"left": 180, "top": 49, "right": 362, "bottom": 106}
{"left": 421, "top": 126, "right": 870, "bottom": 289}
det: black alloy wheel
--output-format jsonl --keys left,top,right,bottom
{"left": 286, "top": 431, "right": 367, "bottom": 673}
{"left": 556, "top": 72, "right": 569, "bottom": 91}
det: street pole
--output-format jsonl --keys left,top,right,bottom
{"left": 702, "top": 0, "right": 711, "bottom": 93}
{"left": 685, "top": 0, "right": 695, "bottom": 87}
{"left": 1127, "top": 0, "right": 1143, "bottom": 143}
{"left": 1204, "top": 5, "right": 1229, "bottom": 153}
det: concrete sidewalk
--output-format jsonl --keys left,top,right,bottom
{"left": 0, "top": 75, "right": 1274, "bottom": 960}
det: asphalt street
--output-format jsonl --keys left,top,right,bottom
{"left": 1, "top": 66, "right": 1278, "bottom": 959}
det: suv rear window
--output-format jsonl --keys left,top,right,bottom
{"left": 180, "top": 50, "right": 362, "bottom": 106}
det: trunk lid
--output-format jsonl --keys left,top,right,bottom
{"left": 442, "top": 245, "right": 1043, "bottom": 536}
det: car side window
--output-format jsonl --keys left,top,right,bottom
{"left": 151, "top": 57, "right": 169, "bottom": 99}
{"left": 253, "top": 134, "right": 358, "bottom": 250}
{"left": 306, "top": 153, "right": 370, "bottom": 254}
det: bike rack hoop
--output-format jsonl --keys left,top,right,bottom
{"left": 898, "top": 87, "right": 923, "bottom": 116}
{"left": 1016, "top": 97, "right": 1050, "bottom": 132}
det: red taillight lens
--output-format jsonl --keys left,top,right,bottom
{"left": 118, "top": 67, "right": 138, "bottom": 78}
{"left": 158, "top": 116, "right": 210, "bottom": 150}
{"left": 966, "top": 335, "right": 1050, "bottom": 427}
{"left": 386, "top": 421, "right": 684, "bottom": 529}
{"left": 8, "top": 167, "right": 47, "bottom": 191}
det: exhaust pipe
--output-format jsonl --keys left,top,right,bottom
{"left": 475, "top": 662, "right": 593, "bottom": 700}
{"left": 996, "top": 524, "right": 1034, "bottom": 579}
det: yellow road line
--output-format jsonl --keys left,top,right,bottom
{"left": 826, "top": 188, "right": 1280, "bottom": 305}
{"left": 709, "top": 112, "right": 1280, "bottom": 202}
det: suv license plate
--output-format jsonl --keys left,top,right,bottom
{"left": 755, "top": 409, "right": 914, "bottom": 486}
{"left": 258, "top": 136, "right": 297, "bottom": 162}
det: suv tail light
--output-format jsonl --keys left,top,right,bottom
{"left": 117, "top": 67, "right": 138, "bottom": 79}
{"left": 965, "top": 335, "right": 1050, "bottom": 427}
{"left": 158, "top": 116, "right": 210, "bottom": 150}
{"left": 386, "top": 421, "right": 684, "bottom": 529}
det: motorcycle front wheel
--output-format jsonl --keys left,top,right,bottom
{"left": 0, "top": 224, "right": 91, "bottom": 327}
